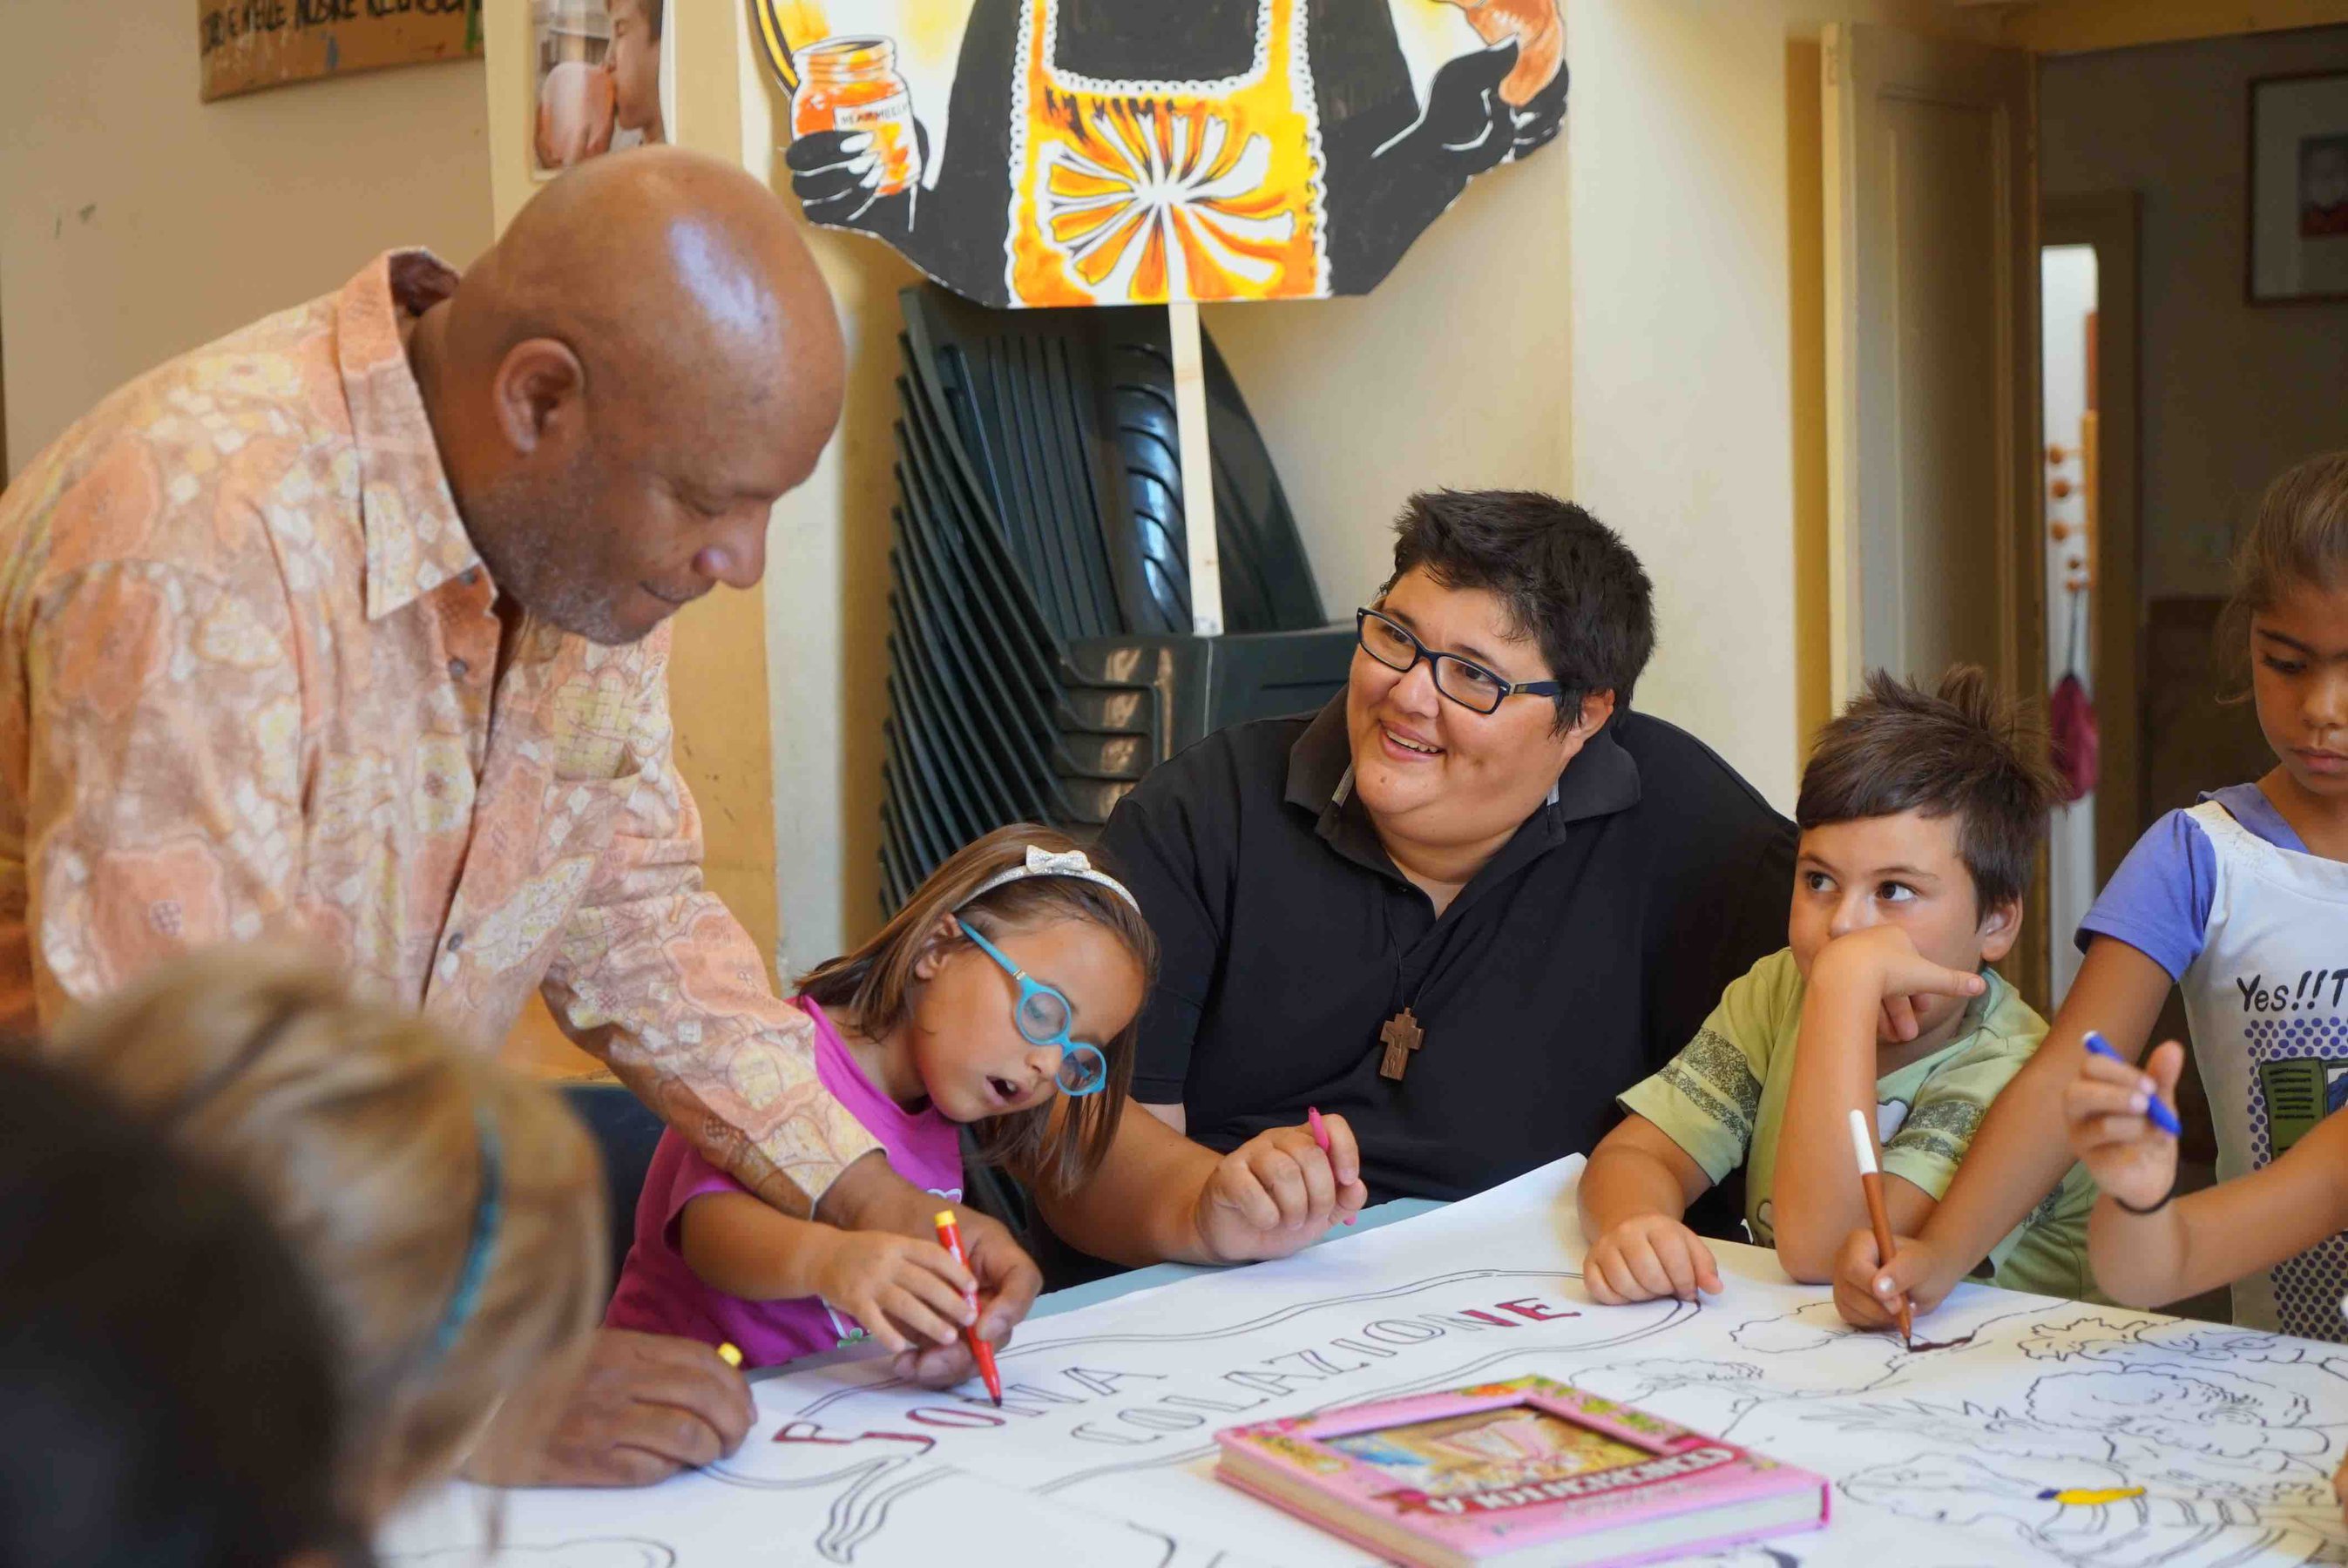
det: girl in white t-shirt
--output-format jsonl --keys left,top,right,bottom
{"left": 1837, "top": 450, "right": 2348, "bottom": 1341}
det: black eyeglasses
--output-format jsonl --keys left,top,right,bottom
{"left": 1355, "top": 608, "right": 1565, "bottom": 716}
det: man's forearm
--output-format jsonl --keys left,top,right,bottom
{"left": 815, "top": 1149, "right": 936, "bottom": 1234}
{"left": 1034, "top": 1105, "right": 1224, "bottom": 1266}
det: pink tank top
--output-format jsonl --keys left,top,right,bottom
{"left": 603, "top": 997, "right": 964, "bottom": 1367}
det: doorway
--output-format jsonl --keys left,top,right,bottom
{"left": 1822, "top": 21, "right": 2047, "bottom": 1004}
{"left": 2038, "top": 193, "right": 2142, "bottom": 1007}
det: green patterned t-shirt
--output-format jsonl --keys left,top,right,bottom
{"left": 1617, "top": 947, "right": 2095, "bottom": 1300}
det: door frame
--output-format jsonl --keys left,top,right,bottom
{"left": 1821, "top": 22, "right": 2051, "bottom": 1007}
{"left": 2041, "top": 192, "right": 2143, "bottom": 886}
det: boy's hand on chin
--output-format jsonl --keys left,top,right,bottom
{"left": 1813, "top": 927, "right": 1986, "bottom": 1043}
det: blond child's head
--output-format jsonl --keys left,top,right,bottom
{"left": 799, "top": 825, "right": 1156, "bottom": 1194}
{"left": 1791, "top": 666, "right": 2061, "bottom": 1039}
{"left": 44, "top": 947, "right": 606, "bottom": 1521}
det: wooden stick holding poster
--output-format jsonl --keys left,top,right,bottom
{"left": 1167, "top": 300, "right": 1225, "bottom": 638}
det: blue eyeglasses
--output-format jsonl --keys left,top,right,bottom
{"left": 958, "top": 926, "right": 1110, "bottom": 1097}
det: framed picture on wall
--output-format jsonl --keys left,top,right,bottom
{"left": 531, "top": 0, "right": 673, "bottom": 178}
{"left": 2248, "top": 68, "right": 2348, "bottom": 304}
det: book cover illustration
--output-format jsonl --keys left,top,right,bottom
{"left": 1216, "top": 1374, "right": 1829, "bottom": 1562}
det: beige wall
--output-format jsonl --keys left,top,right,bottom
{"left": 2041, "top": 24, "right": 2348, "bottom": 600}
{"left": 1201, "top": 153, "right": 1573, "bottom": 618}
{"left": 736, "top": 7, "right": 925, "bottom": 970}
{"left": 0, "top": 24, "right": 492, "bottom": 473}
{"left": 1565, "top": 0, "right": 2002, "bottom": 808}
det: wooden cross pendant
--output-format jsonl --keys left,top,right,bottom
{"left": 1377, "top": 1006, "right": 1425, "bottom": 1081}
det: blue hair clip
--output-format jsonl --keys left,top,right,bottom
{"left": 427, "top": 1105, "right": 504, "bottom": 1364}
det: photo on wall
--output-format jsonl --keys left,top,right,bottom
{"left": 747, "top": 0, "right": 1567, "bottom": 308}
{"left": 532, "top": 0, "right": 673, "bottom": 176}
{"left": 2303, "top": 132, "right": 2348, "bottom": 239}
{"left": 2249, "top": 68, "right": 2348, "bottom": 302}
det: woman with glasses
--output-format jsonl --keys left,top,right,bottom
{"left": 1032, "top": 490, "right": 1796, "bottom": 1277}
{"left": 604, "top": 825, "right": 1156, "bottom": 1370}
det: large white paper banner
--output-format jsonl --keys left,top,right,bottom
{"left": 384, "top": 1156, "right": 2348, "bottom": 1565}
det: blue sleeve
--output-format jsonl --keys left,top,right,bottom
{"left": 2074, "top": 810, "right": 2216, "bottom": 981}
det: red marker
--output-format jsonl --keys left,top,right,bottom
{"left": 1307, "top": 1106, "right": 1354, "bottom": 1225}
{"left": 932, "top": 1210, "right": 1001, "bottom": 1407}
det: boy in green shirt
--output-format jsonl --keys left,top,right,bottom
{"left": 1579, "top": 666, "right": 2096, "bottom": 1304}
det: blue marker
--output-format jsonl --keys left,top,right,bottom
{"left": 2083, "top": 1031, "right": 2182, "bottom": 1138}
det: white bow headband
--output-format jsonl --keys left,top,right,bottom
{"left": 955, "top": 845, "right": 1140, "bottom": 913}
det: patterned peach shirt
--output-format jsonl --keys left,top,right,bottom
{"left": 0, "top": 251, "right": 877, "bottom": 1214}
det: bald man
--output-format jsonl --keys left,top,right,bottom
{"left": 0, "top": 148, "right": 1035, "bottom": 1485}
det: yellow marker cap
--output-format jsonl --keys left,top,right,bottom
{"left": 934, "top": 1210, "right": 958, "bottom": 1228}
{"left": 716, "top": 1342, "right": 743, "bottom": 1369}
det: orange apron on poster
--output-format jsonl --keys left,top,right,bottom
{"left": 1005, "top": 0, "right": 1329, "bottom": 306}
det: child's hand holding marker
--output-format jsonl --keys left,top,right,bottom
{"left": 806, "top": 1229, "right": 979, "bottom": 1356}
{"left": 1847, "top": 1109, "right": 1913, "bottom": 1346}
{"left": 2065, "top": 1031, "right": 2186, "bottom": 1213}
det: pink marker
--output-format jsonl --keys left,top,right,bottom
{"left": 1308, "top": 1106, "right": 1355, "bottom": 1225}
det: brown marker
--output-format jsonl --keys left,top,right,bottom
{"left": 1848, "top": 1108, "right": 1913, "bottom": 1347}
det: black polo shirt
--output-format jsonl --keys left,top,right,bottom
{"left": 1098, "top": 699, "right": 1796, "bottom": 1206}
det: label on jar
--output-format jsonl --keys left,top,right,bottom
{"left": 833, "top": 91, "right": 911, "bottom": 132}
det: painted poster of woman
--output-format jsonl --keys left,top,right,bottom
{"left": 750, "top": 0, "right": 1566, "bottom": 307}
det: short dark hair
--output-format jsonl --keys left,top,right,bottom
{"left": 0, "top": 1054, "right": 347, "bottom": 1568}
{"left": 1384, "top": 490, "right": 1656, "bottom": 727}
{"left": 1797, "top": 665, "right": 2060, "bottom": 912}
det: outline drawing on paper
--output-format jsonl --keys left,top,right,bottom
{"left": 379, "top": 1159, "right": 2348, "bottom": 1567}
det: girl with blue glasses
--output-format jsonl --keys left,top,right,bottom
{"left": 606, "top": 826, "right": 1157, "bottom": 1370}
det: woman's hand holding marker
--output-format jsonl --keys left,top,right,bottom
{"left": 1306, "top": 1107, "right": 1355, "bottom": 1226}
{"left": 1194, "top": 1109, "right": 1369, "bottom": 1262}
{"left": 2066, "top": 1032, "right": 2186, "bottom": 1213}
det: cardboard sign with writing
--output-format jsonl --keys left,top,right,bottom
{"left": 199, "top": 0, "right": 482, "bottom": 104}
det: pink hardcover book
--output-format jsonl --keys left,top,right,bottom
{"left": 1213, "top": 1375, "right": 1829, "bottom": 1567}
